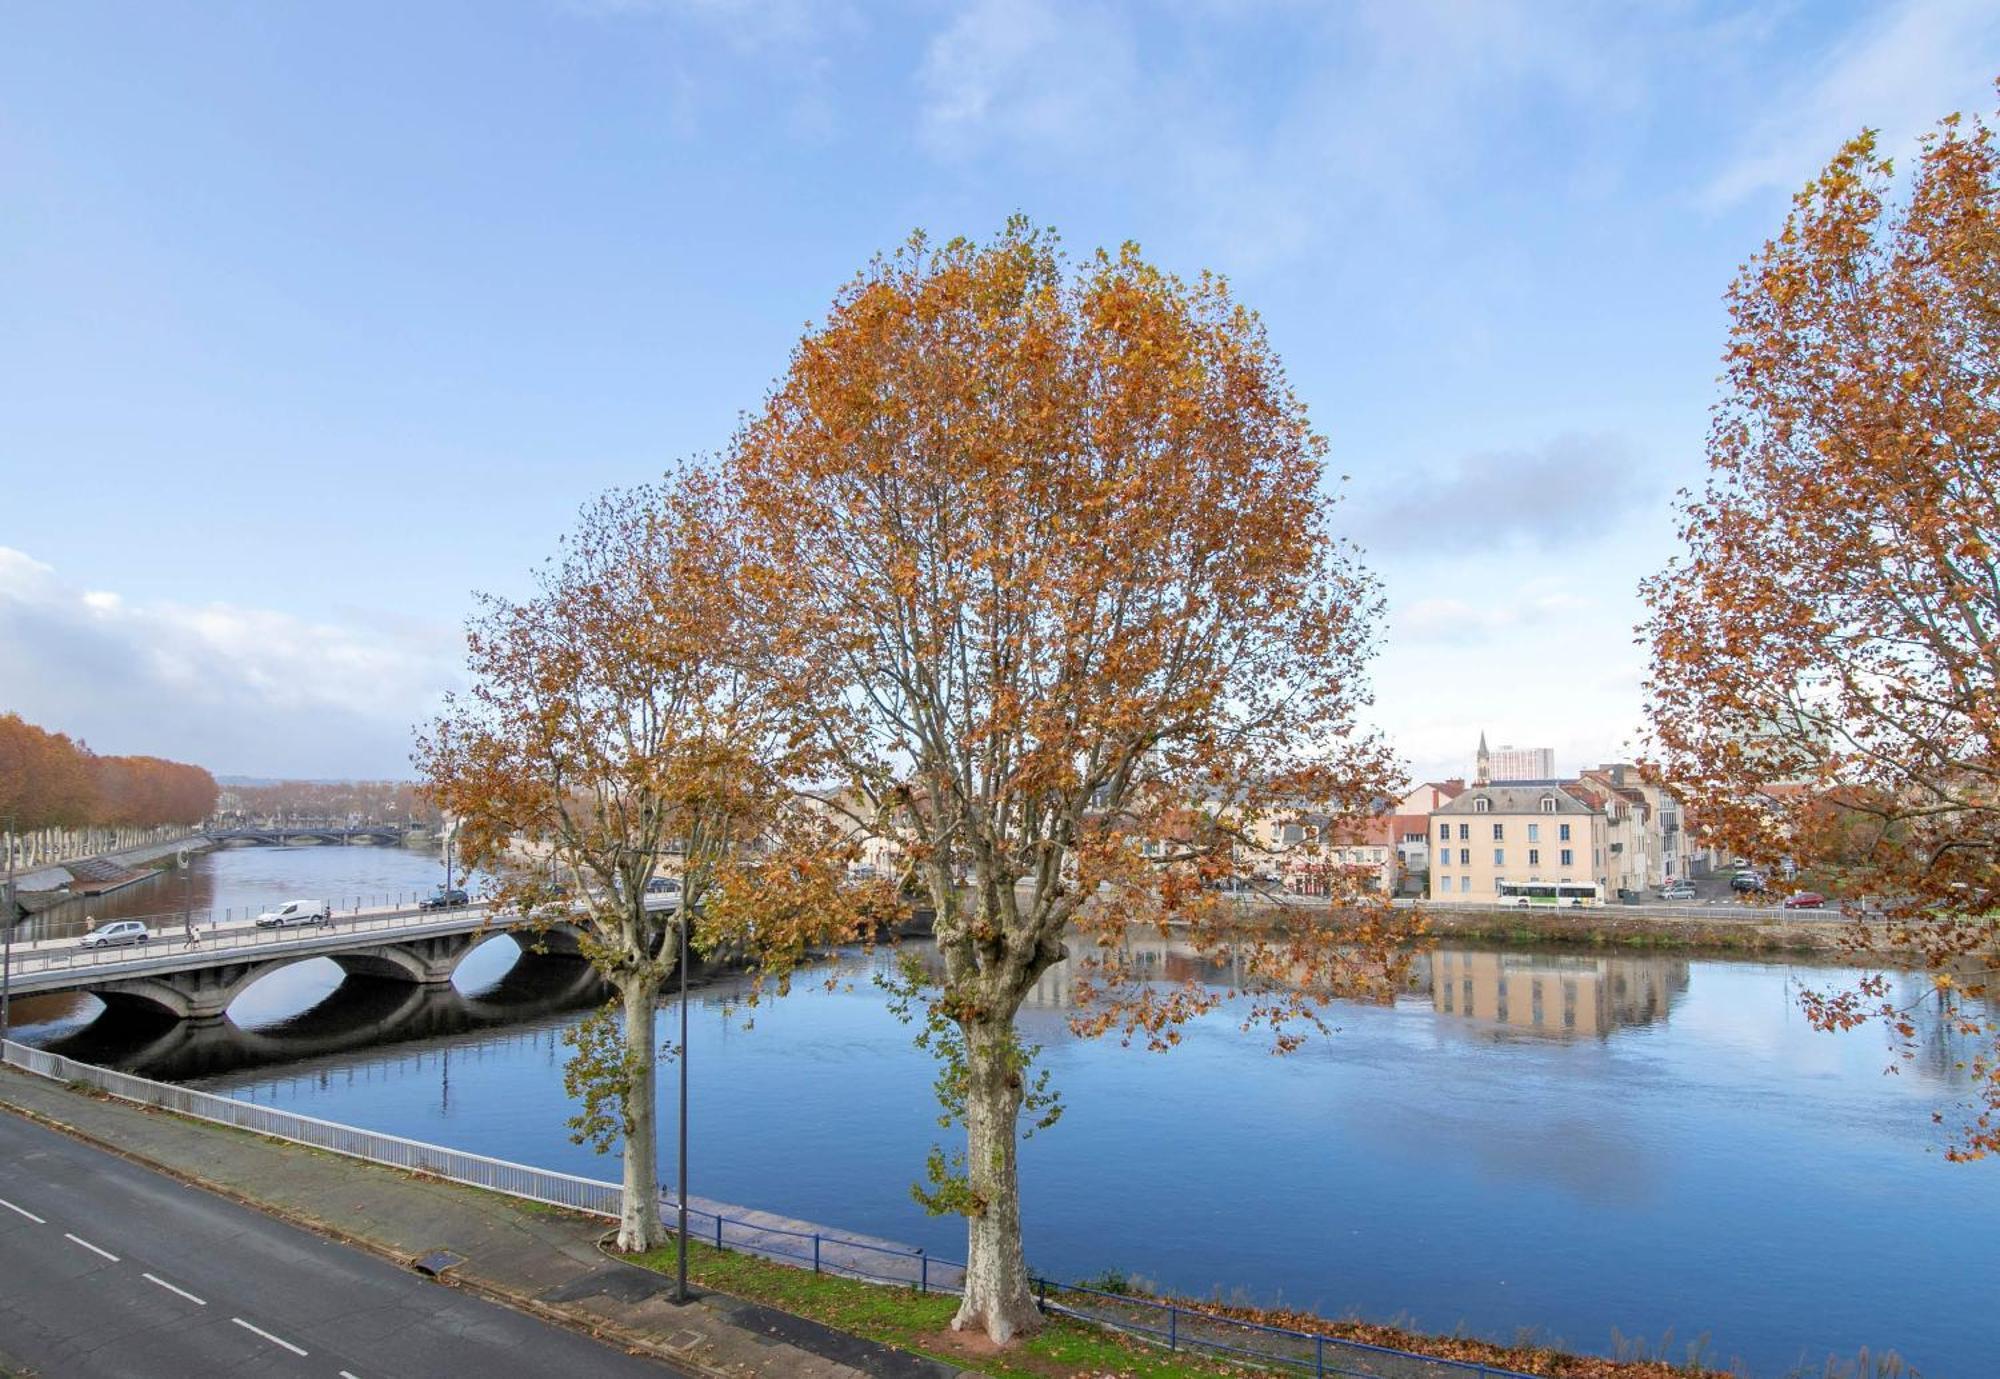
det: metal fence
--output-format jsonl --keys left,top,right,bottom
{"left": 0, "top": 1038, "right": 621, "bottom": 1218}
{"left": 0, "top": 1038, "right": 1537, "bottom": 1379}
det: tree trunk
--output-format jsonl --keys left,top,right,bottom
{"left": 616, "top": 970, "right": 665, "bottom": 1252}
{"left": 952, "top": 1018, "right": 1043, "bottom": 1343}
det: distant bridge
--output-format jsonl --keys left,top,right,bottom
{"left": 0, "top": 903, "right": 595, "bottom": 1024}
{"left": 202, "top": 824, "right": 413, "bottom": 848}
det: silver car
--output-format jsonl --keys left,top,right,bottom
{"left": 78, "top": 920, "right": 149, "bottom": 950}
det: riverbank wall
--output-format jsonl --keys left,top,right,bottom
{"left": 1409, "top": 902, "right": 1865, "bottom": 956}
{"left": 7, "top": 835, "right": 216, "bottom": 918}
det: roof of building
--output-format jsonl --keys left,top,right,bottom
{"left": 1432, "top": 784, "right": 1599, "bottom": 816}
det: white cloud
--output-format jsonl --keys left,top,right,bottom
{"left": 917, "top": 0, "right": 1140, "bottom": 161}
{"left": 1346, "top": 433, "right": 1663, "bottom": 558}
{"left": 912, "top": 0, "right": 1650, "bottom": 269}
{"left": 1397, "top": 585, "right": 1592, "bottom": 647}
{"left": 0, "top": 546, "right": 457, "bottom": 777}
{"left": 1703, "top": 0, "right": 2000, "bottom": 208}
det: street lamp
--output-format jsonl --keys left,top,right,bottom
{"left": 2, "top": 814, "right": 16, "bottom": 1041}
{"left": 635, "top": 844, "right": 694, "bottom": 1305}
{"left": 675, "top": 889, "right": 690, "bottom": 1304}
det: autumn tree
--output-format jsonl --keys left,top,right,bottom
{"left": 417, "top": 470, "right": 864, "bottom": 1250}
{"left": 729, "top": 222, "right": 1411, "bottom": 1341}
{"left": 0, "top": 715, "right": 215, "bottom": 833}
{"left": 1642, "top": 94, "right": 2000, "bottom": 1155}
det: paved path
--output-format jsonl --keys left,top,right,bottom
{"left": 0, "top": 1066, "right": 966, "bottom": 1379}
{"left": 0, "top": 1110, "right": 680, "bottom": 1379}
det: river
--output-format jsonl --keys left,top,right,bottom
{"left": 8, "top": 846, "right": 1997, "bottom": 1377}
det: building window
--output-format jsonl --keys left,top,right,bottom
{"left": 1528, "top": 823, "right": 1540, "bottom": 842}
{"left": 1492, "top": 823, "right": 1504, "bottom": 841}
{"left": 1439, "top": 823, "right": 1449, "bottom": 841}
{"left": 1540, "top": 796, "right": 1557, "bottom": 813}
{"left": 1439, "top": 875, "right": 1451, "bottom": 893}
{"left": 1459, "top": 848, "right": 1470, "bottom": 866}
{"left": 1559, "top": 823, "right": 1571, "bottom": 841}
{"left": 1528, "top": 848, "right": 1540, "bottom": 866}
{"left": 1560, "top": 848, "right": 1573, "bottom": 866}
{"left": 1493, "top": 848, "right": 1504, "bottom": 866}
{"left": 1474, "top": 797, "right": 1491, "bottom": 813}
{"left": 1458, "top": 824, "right": 1469, "bottom": 840}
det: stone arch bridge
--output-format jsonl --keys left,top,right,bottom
{"left": 4, "top": 909, "right": 594, "bottom": 1025}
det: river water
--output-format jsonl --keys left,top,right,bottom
{"left": 9, "top": 847, "right": 1997, "bottom": 1377}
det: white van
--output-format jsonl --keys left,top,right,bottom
{"left": 255, "top": 899, "right": 331, "bottom": 929}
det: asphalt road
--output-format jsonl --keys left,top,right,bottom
{"left": 0, "top": 1111, "right": 682, "bottom": 1378}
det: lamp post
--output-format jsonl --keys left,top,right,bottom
{"left": 675, "top": 892, "right": 690, "bottom": 1304}
{"left": 2, "top": 813, "right": 16, "bottom": 1041}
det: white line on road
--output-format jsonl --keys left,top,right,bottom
{"left": 340, "top": 1371, "right": 363, "bottom": 1378}
{"left": 64, "top": 1232, "right": 119, "bottom": 1262}
{"left": 231, "top": 1317, "right": 308, "bottom": 1356}
{"left": 143, "top": 1272, "right": 208, "bottom": 1305}
{"left": 0, "top": 1196, "right": 45, "bottom": 1224}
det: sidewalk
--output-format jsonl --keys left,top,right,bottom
{"left": 0, "top": 1064, "right": 968, "bottom": 1379}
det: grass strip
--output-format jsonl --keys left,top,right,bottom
{"left": 627, "top": 1237, "right": 1281, "bottom": 1379}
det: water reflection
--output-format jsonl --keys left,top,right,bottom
{"left": 26, "top": 951, "right": 607, "bottom": 1081}
{"left": 1420, "top": 949, "right": 1689, "bottom": 1037}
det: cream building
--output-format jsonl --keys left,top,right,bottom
{"left": 1427, "top": 784, "right": 1608, "bottom": 901}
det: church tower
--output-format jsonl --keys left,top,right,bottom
{"left": 1475, "top": 731, "right": 1491, "bottom": 787}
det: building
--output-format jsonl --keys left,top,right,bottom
{"left": 1475, "top": 733, "right": 1556, "bottom": 785}
{"left": 1576, "top": 763, "right": 1706, "bottom": 891}
{"left": 1390, "top": 780, "right": 1465, "bottom": 894}
{"left": 1258, "top": 808, "right": 1398, "bottom": 895}
{"left": 1427, "top": 783, "right": 1608, "bottom": 901}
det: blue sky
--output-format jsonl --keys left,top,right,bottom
{"left": 2, "top": 0, "right": 1995, "bottom": 781}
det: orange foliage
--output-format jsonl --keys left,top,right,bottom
{"left": 0, "top": 713, "right": 216, "bottom": 830}
{"left": 729, "top": 220, "right": 1414, "bottom": 1340}
{"left": 1642, "top": 89, "right": 2000, "bottom": 1157}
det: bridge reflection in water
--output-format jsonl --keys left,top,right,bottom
{"left": 25, "top": 940, "right": 609, "bottom": 1083}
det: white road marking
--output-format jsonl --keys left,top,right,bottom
{"left": 143, "top": 1272, "right": 208, "bottom": 1305}
{"left": 63, "top": 1232, "right": 119, "bottom": 1262}
{"left": 340, "top": 1372, "right": 363, "bottom": 1379}
{"left": 0, "top": 1196, "right": 45, "bottom": 1224}
{"left": 231, "top": 1318, "right": 308, "bottom": 1356}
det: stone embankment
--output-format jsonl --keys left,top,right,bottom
{"left": 6, "top": 834, "right": 214, "bottom": 917}
{"left": 1411, "top": 901, "right": 1867, "bottom": 955}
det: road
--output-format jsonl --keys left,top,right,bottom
{"left": 0, "top": 1111, "right": 683, "bottom": 1378}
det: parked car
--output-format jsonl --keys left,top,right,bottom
{"left": 417, "top": 887, "right": 470, "bottom": 911}
{"left": 1731, "top": 872, "right": 1766, "bottom": 893}
{"left": 254, "top": 900, "right": 331, "bottom": 928}
{"left": 1782, "top": 891, "right": 1827, "bottom": 910}
{"left": 77, "top": 920, "right": 149, "bottom": 950}
{"left": 641, "top": 876, "right": 682, "bottom": 912}
{"left": 1660, "top": 883, "right": 1697, "bottom": 901}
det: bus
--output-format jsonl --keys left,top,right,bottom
{"left": 1496, "top": 881, "right": 1603, "bottom": 908}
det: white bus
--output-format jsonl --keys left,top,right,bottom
{"left": 1496, "top": 881, "right": 1603, "bottom": 908}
